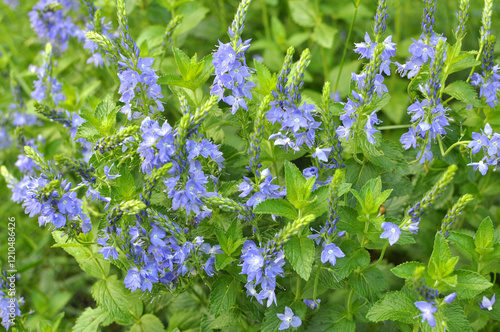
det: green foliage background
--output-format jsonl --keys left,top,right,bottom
{"left": 1, "top": 0, "right": 500, "bottom": 331}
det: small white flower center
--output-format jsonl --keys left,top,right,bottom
{"left": 328, "top": 249, "right": 333, "bottom": 254}
{"left": 391, "top": 228, "right": 396, "bottom": 233}
{"left": 488, "top": 305, "right": 493, "bottom": 311}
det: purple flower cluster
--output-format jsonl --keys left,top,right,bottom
{"left": 395, "top": 33, "right": 445, "bottom": 79}
{"left": 238, "top": 168, "right": 286, "bottom": 209}
{"left": 117, "top": 56, "right": 164, "bottom": 120}
{"left": 467, "top": 123, "right": 500, "bottom": 175}
{"left": 337, "top": 33, "right": 396, "bottom": 144}
{"left": 12, "top": 174, "right": 92, "bottom": 233}
{"left": 28, "top": 0, "right": 81, "bottom": 52}
{"left": 267, "top": 50, "right": 321, "bottom": 152}
{"left": 80, "top": 4, "right": 113, "bottom": 68}
{"left": 399, "top": 39, "right": 449, "bottom": 163}
{"left": 471, "top": 35, "right": 500, "bottom": 108}
{"left": 240, "top": 240, "right": 285, "bottom": 307}
{"left": 30, "top": 61, "right": 66, "bottom": 106}
{"left": 0, "top": 271, "right": 23, "bottom": 331}
{"left": 138, "top": 117, "right": 223, "bottom": 219}
{"left": 97, "top": 212, "right": 219, "bottom": 292}
{"left": 211, "top": 0, "right": 256, "bottom": 114}
{"left": 211, "top": 40, "right": 256, "bottom": 114}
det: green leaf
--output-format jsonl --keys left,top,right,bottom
{"left": 391, "top": 261, "right": 426, "bottom": 279}
{"left": 332, "top": 240, "right": 370, "bottom": 281}
{"left": 129, "top": 314, "right": 165, "bottom": 332}
{"left": 306, "top": 306, "right": 355, "bottom": 331}
{"left": 442, "top": 303, "right": 473, "bottom": 332}
{"left": 448, "top": 231, "right": 478, "bottom": 261}
{"left": 271, "top": 15, "right": 286, "bottom": 44}
{"left": 208, "top": 274, "right": 241, "bottom": 317}
{"left": 443, "top": 81, "right": 482, "bottom": 107}
{"left": 75, "top": 123, "right": 101, "bottom": 143}
{"left": 91, "top": 275, "right": 143, "bottom": 325}
{"left": 311, "top": 23, "right": 337, "bottom": 49}
{"left": 449, "top": 53, "right": 481, "bottom": 74}
{"left": 288, "top": 0, "right": 316, "bottom": 27}
{"left": 52, "top": 232, "right": 110, "bottom": 279}
{"left": 253, "top": 60, "right": 277, "bottom": 96}
{"left": 284, "top": 160, "right": 306, "bottom": 204}
{"left": 366, "top": 289, "right": 419, "bottom": 324}
{"left": 254, "top": 199, "right": 299, "bottom": 220}
{"left": 157, "top": 74, "right": 196, "bottom": 90}
{"left": 454, "top": 269, "right": 492, "bottom": 299}
{"left": 348, "top": 267, "right": 387, "bottom": 302}
{"left": 475, "top": 217, "right": 495, "bottom": 254}
{"left": 115, "top": 166, "right": 137, "bottom": 201}
{"left": 284, "top": 235, "right": 315, "bottom": 281}
{"left": 302, "top": 185, "right": 330, "bottom": 218}
{"left": 95, "top": 95, "right": 119, "bottom": 134}
{"left": 428, "top": 232, "right": 457, "bottom": 282}
{"left": 72, "top": 307, "right": 114, "bottom": 332}
{"left": 215, "top": 254, "right": 236, "bottom": 270}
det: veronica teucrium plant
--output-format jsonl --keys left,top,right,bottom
{"left": 2, "top": 0, "right": 500, "bottom": 330}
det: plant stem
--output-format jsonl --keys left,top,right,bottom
{"left": 346, "top": 289, "right": 355, "bottom": 317}
{"left": 312, "top": 261, "right": 323, "bottom": 301}
{"left": 334, "top": 0, "right": 360, "bottom": 92}
{"left": 261, "top": 1, "right": 271, "bottom": 41}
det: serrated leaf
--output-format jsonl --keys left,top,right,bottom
{"left": 75, "top": 123, "right": 101, "bottom": 143}
{"left": 349, "top": 267, "right": 386, "bottom": 302}
{"left": 172, "top": 47, "right": 191, "bottom": 79}
{"left": 52, "top": 232, "right": 110, "bottom": 279}
{"left": 454, "top": 269, "right": 492, "bottom": 299}
{"left": 284, "top": 160, "right": 306, "bottom": 204}
{"left": 443, "top": 303, "right": 473, "bottom": 332}
{"left": 208, "top": 275, "right": 241, "bottom": 317}
{"left": 306, "top": 306, "right": 355, "bottom": 331}
{"left": 302, "top": 185, "right": 329, "bottom": 218}
{"left": 475, "top": 217, "right": 495, "bottom": 254}
{"left": 428, "top": 232, "right": 454, "bottom": 281}
{"left": 284, "top": 235, "right": 315, "bottom": 281}
{"left": 391, "top": 261, "right": 426, "bottom": 279}
{"left": 332, "top": 240, "right": 370, "bottom": 281}
{"left": 157, "top": 74, "right": 196, "bottom": 90}
{"left": 448, "top": 231, "right": 477, "bottom": 261}
{"left": 95, "top": 95, "right": 119, "bottom": 133}
{"left": 443, "top": 81, "right": 482, "bottom": 107}
{"left": 129, "top": 314, "right": 165, "bottom": 332}
{"left": 72, "top": 307, "right": 114, "bottom": 332}
{"left": 254, "top": 199, "right": 298, "bottom": 220}
{"left": 215, "top": 254, "right": 236, "bottom": 270}
{"left": 91, "top": 275, "right": 143, "bottom": 325}
{"left": 366, "top": 289, "right": 419, "bottom": 324}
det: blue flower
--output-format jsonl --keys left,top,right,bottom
{"left": 277, "top": 307, "right": 302, "bottom": 330}
{"left": 468, "top": 160, "right": 488, "bottom": 176}
{"left": 444, "top": 292, "right": 456, "bottom": 303}
{"left": 124, "top": 267, "right": 142, "bottom": 292}
{"left": 104, "top": 164, "right": 121, "bottom": 180}
{"left": 303, "top": 298, "right": 320, "bottom": 310}
{"left": 99, "top": 246, "right": 119, "bottom": 260}
{"left": 320, "top": 243, "right": 345, "bottom": 266}
{"left": 380, "top": 222, "right": 401, "bottom": 246}
{"left": 479, "top": 294, "right": 496, "bottom": 310}
{"left": 414, "top": 301, "right": 437, "bottom": 328}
